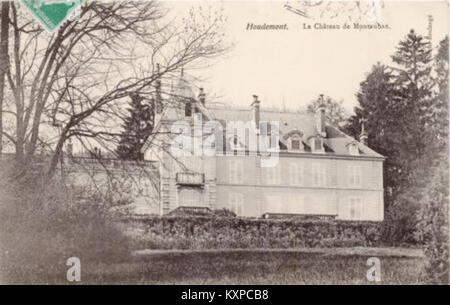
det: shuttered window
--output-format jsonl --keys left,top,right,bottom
{"left": 312, "top": 162, "right": 326, "bottom": 187}
{"left": 266, "top": 165, "right": 281, "bottom": 185}
{"left": 289, "top": 162, "right": 303, "bottom": 186}
{"left": 349, "top": 196, "right": 363, "bottom": 220}
{"left": 229, "top": 193, "right": 244, "bottom": 215}
{"left": 229, "top": 159, "right": 244, "bottom": 183}
{"left": 348, "top": 164, "right": 362, "bottom": 187}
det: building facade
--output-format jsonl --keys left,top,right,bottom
{"left": 144, "top": 76, "right": 385, "bottom": 221}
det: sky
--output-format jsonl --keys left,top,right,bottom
{"left": 165, "top": 0, "right": 449, "bottom": 113}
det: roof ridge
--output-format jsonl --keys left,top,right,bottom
{"left": 208, "top": 105, "right": 308, "bottom": 115}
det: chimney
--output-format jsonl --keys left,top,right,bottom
{"left": 155, "top": 63, "right": 163, "bottom": 114}
{"left": 198, "top": 88, "right": 206, "bottom": 106}
{"left": 359, "top": 118, "right": 368, "bottom": 146}
{"left": 251, "top": 95, "right": 260, "bottom": 128}
{"left": 315, "top": 94, "right": 326, "bottom": 137}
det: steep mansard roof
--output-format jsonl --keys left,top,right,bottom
{"left": 148, "top": 101, "right": 384, "bottom": 159}
{"left": 208, "top": 106, "right": 384, "bottom": 159}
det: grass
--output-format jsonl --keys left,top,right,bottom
{"left": 18, "top": 248, "right": 424, "bottom": 285}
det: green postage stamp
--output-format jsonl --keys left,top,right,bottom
{"left": 20, "top": 0, "right": 83, "bottom": 32}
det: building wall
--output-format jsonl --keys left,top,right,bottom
{"left": 147, "top": 127, "right": 384, "bottom": 221}
{"left": 63, "top": 152, "right": 383, "bottom": 221}
{"left": 158, "top": 148, "right": 217, "bottom": 214}
{"left": 213, "top": 155, "right": 384, "bottom": 221}
{"left": 63, "top": 158, "right": 161, "bottom": 214}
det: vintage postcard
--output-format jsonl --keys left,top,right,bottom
{"left": 0, "top": 0, "right": 448, "bottom": 290}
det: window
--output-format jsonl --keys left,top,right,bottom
{"left": 228, "top": 135, "right": 245, "bottom": 153}
{"left": 284, "top": 193, "right": 304, "bottom": 214}
{"left": 185, "top": 101, "right": 192, "bottom": 117}
{"left": 312, "top": 162, "right": 326, "bottom": 187}
{"left": 348, "top": 164, "right": 362, "bottom": 187}
{"left": 265, "top": 165, "right": 281, "bottom": 185}
{"left": 289, "top": 162, "right": 303, "bottom": 186}
{"left": 291, "top": 139, "right": 301, "bottom": 150}
{"left": 349, "top": 196, "right": 363, "bottom": 220}
{"left": 265, "top": 195, "right": 282, "bottom": 213}
{"left": 229, "top": 193, "right": 244, "bottom": 215}
{"left": 178, "top": 187, "right": 203, "bottom": 207}
{"left": 266, "top": 123, "right": 272, "bottom": 136}
{"left": 229, "top": 159, "right": 244, "bottom": 183}
{"left": 261, "top": 122, "right": 272, "bottom": 148}
{"left": 310, "top": 137, "right": 324, "bottom": 153}
{"left": 348, "top": 143, "right": 359, "bottom": 156}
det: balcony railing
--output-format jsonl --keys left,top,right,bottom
{"left": 176, "top": 172, "right": 205, "bottom": 186}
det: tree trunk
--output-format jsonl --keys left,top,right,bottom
{"left": 0, "top": 2, "right": 10, "bottom": 157}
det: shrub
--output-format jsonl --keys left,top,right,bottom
{"left": 121, "top": 215, "right": 383, "bottom": 250}
{"left": 416, "top": 157, "right": 449, "bottom": 285}
{"left": 212, "top": 208, "right": 236, "bottom": 218}
{"left": 166, "top": 206, "right": 214, "bottom": 217}
{"left": 0, "top": 162, "right": 132, "bottom": 284}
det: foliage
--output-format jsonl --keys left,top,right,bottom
{"left": 212, "top": 208, "right": 237, "bottom": 218}
{"left": 306, "top": 94, "right": 348, "bottom": 127}
{"left": 430, "top": 36, "right": 449, "bottom": 149}
{"left": 345, "top": 31, "right": 448, "bottom": 246}
{"left": 116, "top": 94, "right": 155, "bottom": 161}
{"left": 416, "top": 154, "right": 449, "bottom": 284}
{"left": 120, "top": 216, "right": 383, "bottom": 250}
{"left": 0, "top": 164, "right": 132, "bottom": 284}
{"left": 166, "top": 207, "right": 237, "bottom": 218}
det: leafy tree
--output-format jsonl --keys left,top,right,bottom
{"left": 346, "top": 64, "right": 398, "bottom": 152}
{"left": 346, "top": 30, "right": 437, "bottom": 244}
{"left": 429, "top": 36, "right": 449, "bottom": 151}
{"left": 346, "top": 63, "right": 420, "bottom": 244}
{"left": 306, "top": 94, "right": 348, "bottom": 127}
{"left": 415, "top": 153, "right": 449, "bottom": 284}
{"left": 414, "top": 36, "right": 449, "bottom": 284}
{"left": 116, "top": 94, "right": 155, "bottom": 161}
{"left": 345, "top": 63, "right": 405, "bottom": 195}
{"left": 391, "top": 29, "right": 433, "bottom": 159}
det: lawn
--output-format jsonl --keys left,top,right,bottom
{"left": 22, "top": 248, "right": 424, "bottom": 285}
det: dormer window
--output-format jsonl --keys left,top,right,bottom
{"left": 291, "top": 139, "right": 301, "bottom": 150}
{"left": 309, "top": 136, "right": 325, "bottom": 153}
{"left": 289, "top": 136, "right": 303, "bottom": 151}
{"left": 228, "top": 135, "right": 245, "bottom": 153}
{"left": 347, "top": 141, "right": 360, "bottom": 156}
{"left": 284, "top": 130, "right": 304, "bottom": 152}
{"left": 262, "top": 122, "right": 273, "bottom": 147}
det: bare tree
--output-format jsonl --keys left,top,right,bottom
{"left": 285, "top": 0, "right": 384, "bottom": 22}
{"left": 0, "top": 1, "right": 10, "bottom": 156}
{"left": 2, "top": 1, "right": 228, "bottom": 177}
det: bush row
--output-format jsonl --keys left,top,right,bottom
{"left": 119, "top": 216, "right": 383, "bottom": 250}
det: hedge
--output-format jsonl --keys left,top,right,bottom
{"left": 118, "top": 216, "right": 383, "bottom": 250}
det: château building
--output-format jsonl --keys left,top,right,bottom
{"left": 142, "top": 74, "right": 385, "bottom": 221}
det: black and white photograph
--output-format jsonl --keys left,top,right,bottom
{"left": 0, "top": 0, "right": 448, "bottom": 288}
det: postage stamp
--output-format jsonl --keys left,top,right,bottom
{"left": 20, "top": 0, "right": 83, "bottom": 32}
